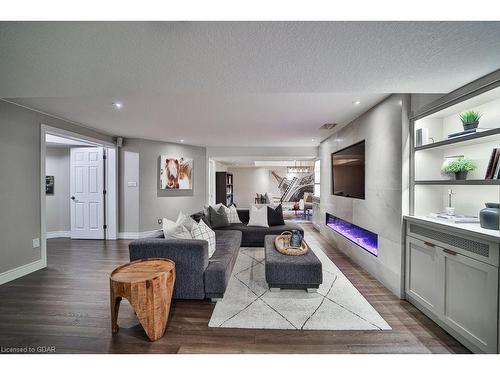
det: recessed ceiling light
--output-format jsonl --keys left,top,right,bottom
{"left": 179, "top": 139, "right": 184, "bottom": 143}
{"left": 353, "top": 100, "right": 361, "bottom": 105}
{"left": 112, "top": 102, "right": 123, "bottom": 109}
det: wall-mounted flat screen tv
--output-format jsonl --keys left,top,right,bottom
{"left": 331, "top": 140, "right": 365, "bottom": 199}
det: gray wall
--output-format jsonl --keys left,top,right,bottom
{"left": 318, "top": 95, "right": 408, "bottom": 297}
{"left": 45, "top": 147, "right": 70, "bottom": 232}
{"left": 119, "top": 138, "right": 207, "bottom": 232}
{"left": 0, "top": 100, "right": 113, "bottom": 275}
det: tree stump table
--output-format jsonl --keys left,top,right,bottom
{"left": 110, "top": 258, "right": 176, "bottom": 341}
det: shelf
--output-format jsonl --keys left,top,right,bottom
{"left": 415, "top": 127, "right": 500, "bottom": 152}
{"left": 415, "top": 179, "right": 500, "bottom": 185}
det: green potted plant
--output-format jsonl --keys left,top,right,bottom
{"left": 459, "top": 110, "right": 482, "bottom": 131}
{"left": 442, "top": 157, "right": 477, "bottom": 180}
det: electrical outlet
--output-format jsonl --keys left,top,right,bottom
{"left": 32, "top": 238, "right": 40, "bottom": 249}
{"left": 157, "top": 218, "right": 162, "bottom": 225}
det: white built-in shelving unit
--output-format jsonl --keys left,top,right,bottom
{"left": 411, "top": 83, "right": 500, "bottom": 238}
{"left": 406, "top": 72, "right": 500, "bottom": 354}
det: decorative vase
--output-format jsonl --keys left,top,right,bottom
{"left": 455, "top": 171, "right": 468, "bottom": 180}
{"left": 480, "top": 203, "right": 500, "bottom": 230}
{"left": 290, "top": 230, "right": 303, "bottom": 248}
{"left": 462, "top": 121, "right": 479, "bottom": 131}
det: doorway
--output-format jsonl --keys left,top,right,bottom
{"left": 41, "top": 125, "right": 118, "bottom": 266}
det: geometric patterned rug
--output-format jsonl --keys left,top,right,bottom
{"left": 208, "top": 244, "right": 391, "bottom": 330}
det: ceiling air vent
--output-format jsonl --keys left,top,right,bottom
{"left": 320, "top": 123, "right": 337, "bottom": 130}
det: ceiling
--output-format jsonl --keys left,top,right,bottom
{"left": 2, "top": 22, "right": 500, "bottom": 147}
{"left": 215, "top": 157, "right": 316, "bottom": 168}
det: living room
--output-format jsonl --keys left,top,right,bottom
{"left": 2, "top": 2, "right": 500, "bottom": 374}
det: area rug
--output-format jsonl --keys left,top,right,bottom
{"left": 208, "top": 244, "right": 391, "bottom": 330}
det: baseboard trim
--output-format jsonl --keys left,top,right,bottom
{"left": 118, "top": 229, "right": 162, "bottom": 239}
{"left": 0, "top": 258, "right": 46, "bottom": 285}
{"left": 47, "top": 231, "right": 71, "bottom": 239}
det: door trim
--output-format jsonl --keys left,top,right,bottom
{"left": 40, "top": 124, "right": 118, "bottom": 266}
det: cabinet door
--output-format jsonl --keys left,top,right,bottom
{"left": 438, "top": 249, "right": 498, "bottom": 353}
{"left": 405, "top": 237, "right": 439, "bottom": 314}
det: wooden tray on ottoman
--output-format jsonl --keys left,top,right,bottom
{"left": 274, "top": 231, "right": 309, "bottom": 256}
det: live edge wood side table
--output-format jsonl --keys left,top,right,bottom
{"left": 110, "top": 258, "right": 176, "bottom": 341}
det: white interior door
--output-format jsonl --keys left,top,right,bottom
{"left": 70, "top": 147, "right": 104, "bottom": 239}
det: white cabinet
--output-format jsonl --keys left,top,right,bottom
{"left": 405, "top": 237, "right": 440, "bottom": 313}
{"left": 439, "top": 250, "right": 498, "bottom": 353}
{"left": 405, "top": 220, "right": 499, "bottom": 353}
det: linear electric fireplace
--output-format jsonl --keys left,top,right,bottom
{"left": 326, "top": 213, "right": 378, "bottom": 256}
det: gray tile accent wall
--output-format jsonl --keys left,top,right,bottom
{"left": 319, "top": 95, "right": 408, "bottom": 296}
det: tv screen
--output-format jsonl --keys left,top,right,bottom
{"left": 331, "top": 140, "right": 365, "bottom": 199}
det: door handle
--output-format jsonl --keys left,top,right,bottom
{"left": 423, "top": 241, "right": 435, "bottom": 248}
{"left": 443, "top": 248, "right": 457, "bottom": 256}
{"left": 71, "top": 196, "right": 76, "bottom": 200}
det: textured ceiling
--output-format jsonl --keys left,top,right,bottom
{"left": 1, "top": 22, "right": 500, "bottom": 146}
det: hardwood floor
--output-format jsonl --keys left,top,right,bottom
{"left": 0, "top": 225, "right": 469, "bottom": 354}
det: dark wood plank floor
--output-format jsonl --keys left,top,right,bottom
{"left": 0, "top": 225, "right": 469, "bottom": 354}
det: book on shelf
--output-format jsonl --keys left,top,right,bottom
{"left": 428, "top": 213, "right": 480, "bottom": 223}
{"left": 485, "top": 148, "right": 500, "bottom": 179}
{"left": 447, "top": 128, "right": 491, "bottom": 139}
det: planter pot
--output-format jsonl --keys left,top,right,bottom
{"left": 454, "top": 171, "right": 468, "bottom": 180}
{"left": 462, "top": 121, "right": 479, "bottom": 131}
{"left": 480, "top": 203, "right": 500, "bottom": 230}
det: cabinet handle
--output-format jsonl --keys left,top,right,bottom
{"left": 443, "top": 249, "right": 457, "bottom": 256}
{"left": 423, "top": 241, "right": 435, "bottom": 248}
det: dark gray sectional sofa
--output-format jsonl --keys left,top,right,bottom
{"left": 221, "top": 209, "right": 304, "bottom": 247}
{"left": 129, "top": 230, "right": 241, "bottom": 300}
{"left": 128, "top": 208, "right": 304, "bottom": 300}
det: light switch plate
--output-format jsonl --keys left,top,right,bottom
{"left": 32, "top": 238, "right": 40, "bottom": 248}
{"left": 127, "top": 181, "right": 137, "bottom": 187}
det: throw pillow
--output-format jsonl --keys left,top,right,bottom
{"left": 227, "top": 204, "right": 242, "bottom": 224}
{"left": 209, "top": 205, "right": 230, "bottom": 228}
{"left": 180, "top": 215, "right": 197, "bottom": 232}
{"left": 267, "top": 204, "right": 285, "bottom": 226}
{"left": 162, "top": 217, "right": 192, "bottom": 240}
{"left": 248, "top": 205, "right": 269, "bottom": 227}
{"left": 191, "top": 219, "right": 216, "bottom": 258}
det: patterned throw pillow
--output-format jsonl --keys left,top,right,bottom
{"left": 191, "top": 219, "right": 217, "bottom": 258}
{"left": 227, "top": 204, "right": 242, "bottom": 224}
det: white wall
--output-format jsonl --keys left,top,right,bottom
{"left": 319, "top": 95, "right": 408, "bottom": 297}
{"left": 227, "top": 167, "right": 287, "bottom": 208}
{"left": 45, "top": 147, "right": 70, "bottom": 233}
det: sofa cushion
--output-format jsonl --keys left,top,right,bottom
{"left": 204, "top": 230, "right": 243, "bottom": 298}
{"left": 215, "top": 221, "right": 304, "bottom": 247}
{"left": 267, "top": 204, "right": 285, "bottom": 226}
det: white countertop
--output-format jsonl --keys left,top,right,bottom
{"left": 404, "top": 215, "right": 500, "bottom": 243}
